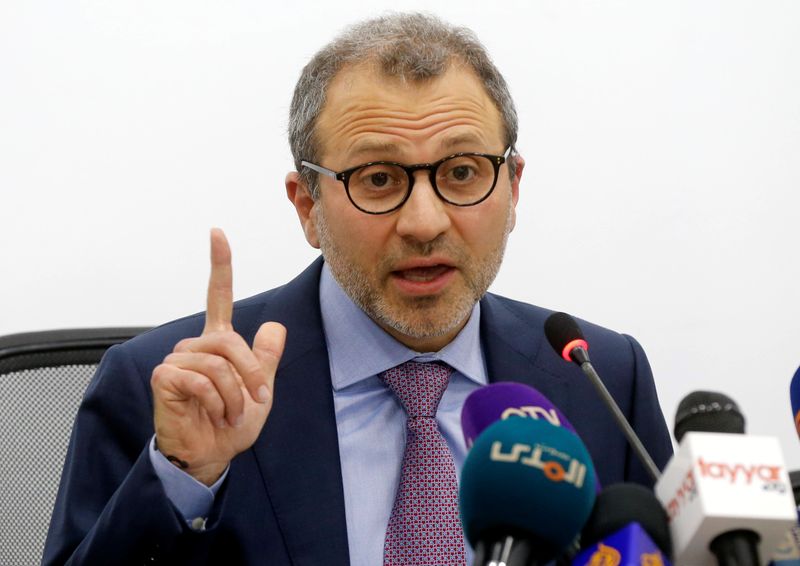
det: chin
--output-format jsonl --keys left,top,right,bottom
{"left": 374, "top": 296, "right": 476, "bottom": 342}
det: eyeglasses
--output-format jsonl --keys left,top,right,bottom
{"left": 301, "top": 146, "right": 513, "bottom": 215}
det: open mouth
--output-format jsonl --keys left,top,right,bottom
{"left": 394, "top": 265, "right": 452, "bottom": 282}
{"left": 390, "top": 264, "right": 456, "bottom": 295}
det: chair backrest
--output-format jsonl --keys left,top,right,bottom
{"left": 0, "top": 327, "right": 150, "bottom": 566}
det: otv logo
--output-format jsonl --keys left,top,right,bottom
{"left": 500, "top": 405, "right": 562, "bottom": 427}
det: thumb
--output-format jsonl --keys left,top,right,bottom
{"left": 250, "top": 322, "right": 286, "bottom": 404}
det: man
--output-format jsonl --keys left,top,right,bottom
{"left": 43, "top": 13, "right": 672, "bottom": 566}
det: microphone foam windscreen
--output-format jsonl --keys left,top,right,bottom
{"left": 461, "top": 382, "right": 578, "bottom": 447}
{"left": 790, "top": 365, "right": 800, "bottom": 439}
{"left": 460, "top": 417, "right": 597, "bottom": 559}
{"left": 544, "top": 312, "right": 585, "bottom": 359}
{"left": 673, "top": 390, "right": 745, "bottom": 443}
{"left": 580, "top": 483, "right": 673, "bottom": 560}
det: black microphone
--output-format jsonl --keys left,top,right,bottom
{"left": 543, "top": 311, "right": 661, "bottom": 482}
{"left": 571, "top": 483, "right": 672, "bottom": 565}
{"left": 655, "top": 391, "right": 796, "bottom": 566}
{"left": 673, "top": 390, "right": 745, "bottom": 442}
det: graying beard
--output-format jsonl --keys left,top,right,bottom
{"left": 314, "top": 198, "right": 512, "bottom": 342}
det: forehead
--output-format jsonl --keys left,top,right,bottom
{"left": 315, "top": 61, "right": 505, "bottom": 163}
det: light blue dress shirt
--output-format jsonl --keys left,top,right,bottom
{"left": 150, "top": 262, "right": 488, "bottom": 564}
{"left": 320, "top": 264, "right": 487, "bottom": 565}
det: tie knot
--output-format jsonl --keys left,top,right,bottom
{"left": 380, "top": 361, "right": 453, "bottom": 418}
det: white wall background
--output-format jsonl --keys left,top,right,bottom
{"left": 2, "top": 1, "right": 798, "bottom": 467}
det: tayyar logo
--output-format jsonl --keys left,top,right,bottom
{"left": 666, "top": 468, "right": 697, "bottom": 520}
{"left": 697, "top": 457, "right": 783, "bottom": 486}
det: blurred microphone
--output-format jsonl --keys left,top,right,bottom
{"left": 673, "top": 391, "right": 745, "bottom": 442}
{"left": 779, "top": 364, "right": 800, "bottom": 565}
{"left": 771, "top": 521, "right": 800, "bottom": 566}
{"left": 460, "top": 417, "right": 597, "bottom": 566}
{"left": 461, "top": 382, "right": 580, "bottom": 448}
{"left": 655, "top": 391, "right": 796, "bottom": 566}
{"left": 770, "top": 366, "right": 800, "bottom": 566}
{"left": 572, "top": 483, "right": 673, "bottom": 566}
{"left": 789, "top": 366, "right": 800, "bottom": 440}
{"left": 543, "top": 311, "right": 661, "bottom": 482}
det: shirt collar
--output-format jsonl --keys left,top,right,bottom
{"left": 319, "top": 262, "right": 487, "bottom": 391}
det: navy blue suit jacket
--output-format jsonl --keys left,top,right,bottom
{"left": 43, "top": 258, "right": 673, "bottom": 565}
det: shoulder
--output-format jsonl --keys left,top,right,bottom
{"left": 480, "top": 292, "right": 640, "bottom": 362}
{"left": 481, "top": 292, "right": 673, "bottom": 481}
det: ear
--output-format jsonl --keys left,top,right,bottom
{"left": 510, "top": 154, "right": 525, "bottom": 206}
{"left": 285, "top": 171, "right": 320, "bottom": 248}
{"left": 508, "top": 153, "right": 525, "bottom": 231}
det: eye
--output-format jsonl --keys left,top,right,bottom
{"left": 450, "top": 165, "right": 475, "bottom": 182}
{"left": 369, "top": 172, "right": 389, "bottom": 187}
{"left": 440, "top": 157, "right": 483, "bottom": 185}
{"left": 351, "top": 164, "right": 405, "bottom": 191}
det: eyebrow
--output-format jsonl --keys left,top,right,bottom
{"left": 440, "top": 133, "right": 486, "bottom": 150}
{"left": 347, "top": 133, "right": 489, "bottom": 161}
{"left": 348, "top": 141, "right": 402, "bottom": 159}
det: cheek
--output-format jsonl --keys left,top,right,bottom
{"left": 455, "top": 199, "right": 510, "bottom": 243}
{"left": 326, "top": 208, "right": 394, "bottom": 263}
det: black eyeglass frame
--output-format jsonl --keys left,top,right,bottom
{"left": 300, "top": 145, "right": 514, "bottom": 215}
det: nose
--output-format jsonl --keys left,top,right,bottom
{"left": 394, "top": 170, "right": 452, "bottom": 242}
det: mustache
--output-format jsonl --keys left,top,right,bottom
{"left": 382, "top": 235, "right": 467, "bottom": 266}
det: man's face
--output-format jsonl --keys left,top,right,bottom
{"left": 287, "top": 62, "right": 523, "bottom": 352}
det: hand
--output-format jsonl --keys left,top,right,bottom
{"left": 151, "top": 228, "right": 286, "bottom": 486}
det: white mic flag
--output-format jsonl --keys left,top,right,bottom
{"left": 655, "top": 432, "right": 796, "bottom": 565}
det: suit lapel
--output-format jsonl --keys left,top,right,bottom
{"left": 246, "top": 259, "right": 350, "bottom": 565}
{"left": 479, "top": 293, "right": 572, "bottom": 416}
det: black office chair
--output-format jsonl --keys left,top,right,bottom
{"left": 0, "top": 327, "right": 150, "bottom": 566}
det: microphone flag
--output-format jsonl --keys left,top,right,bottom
{"left": 572, "top": 522, "right": 671, "bottom": 566}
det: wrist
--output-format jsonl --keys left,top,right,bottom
{"left": 153, "top": 436, "right": 189, "bottom": 469}
{"left": 154, "top": 436, "right": 228, "bottom": 486}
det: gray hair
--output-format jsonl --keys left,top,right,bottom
{"left": 288, "top": 12, "right": 518, "bottom": 198}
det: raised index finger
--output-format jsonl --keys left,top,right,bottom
{"left": 204, "top": 228, "right": 234, "bottom": 333}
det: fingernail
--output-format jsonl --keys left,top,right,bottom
{"left": 234, "top": 414, "right": 244, "bottom": 428}
{"left": 216, "top": 419, "right": 227, "bottom": 429}
{"left": 257, "top": 385, "right": 269, "bottom": 403}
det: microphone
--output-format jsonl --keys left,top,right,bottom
{"left": 543, "top": 311, "right": 661, "bottom": 482}
{"left": 771, "top": 367, "right": 800, "bottom": 566}
{"left": 460, "top": 417, "right": 597, "bottom": 566}
{"left": 789, "top": 366, "right": 800, "bottom": 439}
{"left": 655, "top": 391, "right": 797, "bottom": 565}
{"left": 673, "top": 390, "right": 745, "bottom": 442}
{"left": 572, "top": 483, "right": 673, "bottom": 566}
{"left": 461, "top": 382, "right": 602, "bottom": 494}
{"left": 771, "top": 521, "right": 800, "bottom": 566}
{"left": 461, "top": 382, "right": 580, "bottom": 448}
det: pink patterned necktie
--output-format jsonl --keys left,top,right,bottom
{"left": 379, "top": 361, "right": 467, "bottom": 566}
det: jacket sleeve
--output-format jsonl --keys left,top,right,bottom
{"left": 622, "top": 334, "right": 675, "bottom": 486}
{"left": 41, "top": 343, "right": 223, "bottom": 565}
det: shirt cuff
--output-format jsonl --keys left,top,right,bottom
{"left": 148, "top": 435, "right": 229, "bottom": 529}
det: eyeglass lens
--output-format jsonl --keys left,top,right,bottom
{"left": 347, "top": 154, "right": 497, "bottom": 213}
